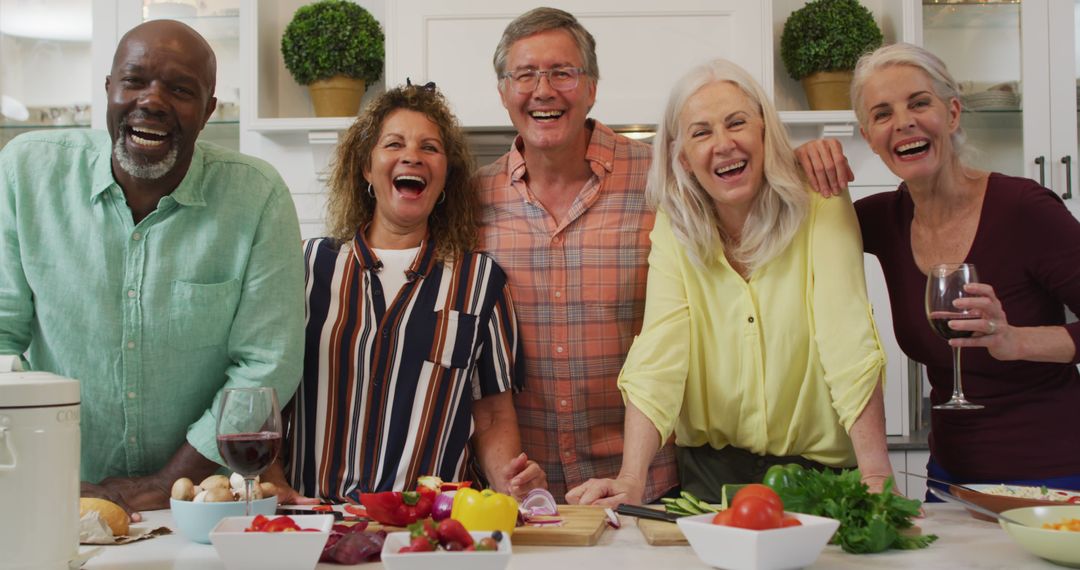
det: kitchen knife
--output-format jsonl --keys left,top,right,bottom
{"left": 615, "top": 503, "right": 684, "bottom": 523}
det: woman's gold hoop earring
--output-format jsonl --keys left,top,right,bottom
{"left": 367, "top": 183, "right": 375, "bottom": 199}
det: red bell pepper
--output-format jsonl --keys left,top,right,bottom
{"left": 359, "top": 486, "right": 435, "bottom": 526}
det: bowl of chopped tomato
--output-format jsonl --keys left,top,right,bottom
{"left": 380, "top": 528, "right": 511, "bottom": 570}
{"left": 209, "top": 514, "right": 333, "bottom": 570}
{"left": 999, "top": 505, "right": 1080, "bottom": 567}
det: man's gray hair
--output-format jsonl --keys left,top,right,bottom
{"left": 493, "top": 7, "right": 599, "bottom": 81}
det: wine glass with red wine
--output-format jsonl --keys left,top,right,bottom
{"left": 216, "top": 387, "right": 282, "bottom": 515}
{"left": 925, "top": 263, "right": 984, "bottom": 410}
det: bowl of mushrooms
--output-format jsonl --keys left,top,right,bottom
{"left": 169, "top": 473, "right": 278, "bottom": 543}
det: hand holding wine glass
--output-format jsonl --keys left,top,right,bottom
{"left": 216, "top": 387, "right": 282, "bottom": 515}
{"left": 925, "top": 263, "right": 984, "bottom": 410}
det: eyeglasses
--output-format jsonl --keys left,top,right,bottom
{"left": 500, "top": 67, "right": 586, "bottom": 93}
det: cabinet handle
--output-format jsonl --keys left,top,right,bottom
{"left": 1062, "top": 156, "right": 1073, "bottom": 200}
{"left": 1035, "top": 156, "right": 1046, "bottom": 187}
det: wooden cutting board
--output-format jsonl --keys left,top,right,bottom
{"left": 511, "top": 504, "right": 609, "bottom": 546}
{"left": 636, "top": 516, "right": 688, "bottom": 546}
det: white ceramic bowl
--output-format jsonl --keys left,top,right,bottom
{"left": 380, "top": 530, "right": 511, "bottom": 570}
{"left": 170, "top": 496, "right": 277, "bottom": 544}
{"left": 999, "top": 505, "right": 1080, "bottom": 567}
{"left": 209, "top": 514, "right": 333, "bottom": 570}
{"left": 677, "top": 512, "right": 839, "bottom": 570}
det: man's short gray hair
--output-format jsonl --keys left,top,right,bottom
{"left": 493, "top": 7, "right": 599, "bottom": 81}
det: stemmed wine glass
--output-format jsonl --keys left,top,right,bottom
{"left": 925, "top": 263, "right": 984, "bottom": 410}
{"left": 216, "top": 387, "right": 282, "bottom": 515}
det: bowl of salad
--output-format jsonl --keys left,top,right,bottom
{"left": 950, "top": 484, "right": 1080, "bottom": 522}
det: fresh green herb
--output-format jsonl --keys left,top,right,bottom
{"left": 767, "top": 468, "right": 937, "bottom": 554}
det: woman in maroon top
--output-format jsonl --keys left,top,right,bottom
{"left": 801, "top": 43, "right": 1080, "bottom": 496}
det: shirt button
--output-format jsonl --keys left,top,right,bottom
{"left": 556, "top": 346, "right": 564, "bottom": 353}
{"left": 552, "top": 235, "right": 563, "bottom": 245}
{"left": 127, "top": 391, "right": 137, "bottom": 399}
{"left": 129, "top": 436, "right": 136, "bottom": 444}
{"left": 748, "top": 316, "right": 755, "bottom": 323}
{"left": 382, "top": 329, "right": 390, "bottom": 338}
{"left": 554, "top": 291, "right": 562, "bottom": 298}
{"left": 126, "top": 341, "right": 135, "bottom": 349}
{"left": 127, "top": 289, "right": 137, "bottom": 298}
{"left": 560, "top": 399, "right": 568, "bottom": 407}
{"left": 132, "top": 232, "right": 142, "bottom": 241}
{"left": 564, "top": 450, "right": 572, "bottom": 457}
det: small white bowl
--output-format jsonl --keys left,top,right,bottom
{"left": 999, "top": 505, "right": 1080, "bottom": 567}
{"left": 677, "top": 511, "right": 839, "bottom": 570}
{"left": 380, "top": 530, "right": 511, "bottom": 570}
{"left": 170, "top": 496, "right": 277, "bottom": 544}
{"left": 209, "top": 514, "right": 333, "bottom": 570}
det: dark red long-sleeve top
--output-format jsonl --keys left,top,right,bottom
{"left": 857, "top": 173, "right": 1080, "bottom": 481}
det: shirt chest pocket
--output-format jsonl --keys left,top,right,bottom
{"left": 168, "top": 279, "right": 241, "bottom": 350}
{"left": 427, "top": 310, "right": 479, "bottom": 369}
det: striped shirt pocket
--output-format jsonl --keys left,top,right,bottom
{"left": 427, "top": 309, "right": 478, "bottom": 369}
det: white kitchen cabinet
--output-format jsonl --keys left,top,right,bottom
{"left": 919, "top": 0, "right": 1080, "bottom": 219}
{"left": 386, "top": 0, "right": 767, "bottom": 129}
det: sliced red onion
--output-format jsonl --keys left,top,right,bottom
{"left": 520, "top": 488, "right": 559, "bottom": 516}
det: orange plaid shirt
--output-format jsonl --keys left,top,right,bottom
{"left": 477, "top": 120, "right": 678, "bottom": 502}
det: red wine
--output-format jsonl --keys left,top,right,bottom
{"left": 930, "top": 316, "right": 979, "bottom": 340}
{"left": 217, "top": 432, "right": 281, "bottom": 476}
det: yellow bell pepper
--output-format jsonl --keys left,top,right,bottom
{"left": 451, "top": 488, "right": 519, "bottom": 535}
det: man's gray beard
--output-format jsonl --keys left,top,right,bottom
{"left": 112, "top": 136, "right": 179, "bottom": 180}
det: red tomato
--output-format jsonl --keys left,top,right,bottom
{"left": 781, "top": 515, "right": 802, "bottom": 527}
{"left": 1068, "top": 496, "right": 1080, "bottom": 504}
{"left": 729, "top": 496, "right": 783, "bottom": 530}
{"left": 731, "top": 484, "right": 784, "bottom": 512}
{"left": 711, "top": 509, "right": 733, "bottom": 526}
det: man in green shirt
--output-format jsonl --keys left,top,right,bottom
{"left": 0, "top": 21, "right": 304, "bottom": 519}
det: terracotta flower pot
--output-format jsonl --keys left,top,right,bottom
{"left": 308, "top": 76, "right": 366, "bottom": 117}
{"left": 800, "top": 70, "right": 854, "bottom": 111}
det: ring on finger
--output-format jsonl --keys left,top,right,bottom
{"left": 987, "top": 320, "right": 997, "bottom": 335}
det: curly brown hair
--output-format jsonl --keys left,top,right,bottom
{"left": 325, "top": 84, "right": 479, "bottom": 261}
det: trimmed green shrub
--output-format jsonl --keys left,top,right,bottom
{"left": 780, "top": 0, "right": 883, "bottom": 80}
{"left": 281, "top": 0, "right": 384, "bottom": 85}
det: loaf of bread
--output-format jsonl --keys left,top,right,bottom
{"left": 79, "top": 498, "right": 130, "bottom": 537}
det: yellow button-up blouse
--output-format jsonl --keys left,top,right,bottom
{"left": 619, "top": 191, "right": 885, "bottom": 467}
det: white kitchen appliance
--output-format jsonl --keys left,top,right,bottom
{"left": 0, "top": 364, "right": 81, "bottom": 570}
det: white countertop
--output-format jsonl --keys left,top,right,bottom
{"left": 82, "top": 504, "right": 1058, "bottom": 569}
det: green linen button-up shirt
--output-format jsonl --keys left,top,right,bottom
{"left": 0, "top": 130, "right": 305, "bottom": 483}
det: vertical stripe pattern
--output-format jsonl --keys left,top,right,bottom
{"left": 287, "top": 234, "right": 521, "bottom": 500}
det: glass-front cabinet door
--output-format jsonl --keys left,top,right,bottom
{"left": 922, "top": 0, "right": 1080, "bottom": 219}
{"left": 0, "top": 0, "right": 94, "bottom": 149}
{"left": 138, "top": 0, "right": 240, "bottom": 150}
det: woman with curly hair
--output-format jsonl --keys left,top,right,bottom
{"left": 264, "top": 84, "right": 546, "bottom": 502}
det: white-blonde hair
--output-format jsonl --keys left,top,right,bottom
{"left": 851, "top": 42, "right": 973, "bottom": 167}
{"left": 648, "top": 58, "right": 808, "bottom": 271}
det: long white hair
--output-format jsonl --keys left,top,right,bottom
{"left": 647, "top": 59, "right": 808, "bottom": 271}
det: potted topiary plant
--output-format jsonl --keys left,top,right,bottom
{"left": 780, "top": 0, "right": 883, "bottom": 110}
{"left": 281, "top": 0, "right": 385, "bottom": 117}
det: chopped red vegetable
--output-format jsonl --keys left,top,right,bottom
{"left": 359, "top": 486, "right": 435, "bottom": 526}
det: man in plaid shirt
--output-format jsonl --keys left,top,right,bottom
{"left": 477, "top": 7, "right": 679, "bottom": 503}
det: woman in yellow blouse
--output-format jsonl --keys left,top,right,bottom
{"left": 566, "top": 59, "right": 893, "bottom": 506}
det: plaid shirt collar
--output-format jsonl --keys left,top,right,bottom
{"left": 506, "top": 119, "right": 619, "bottom": 185}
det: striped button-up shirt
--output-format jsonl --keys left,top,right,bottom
{"left": 477, "top": 120, "right": 678, "bottom": 502}
{"left": 286, "top": 234, "right": 521, "bottom": 500}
